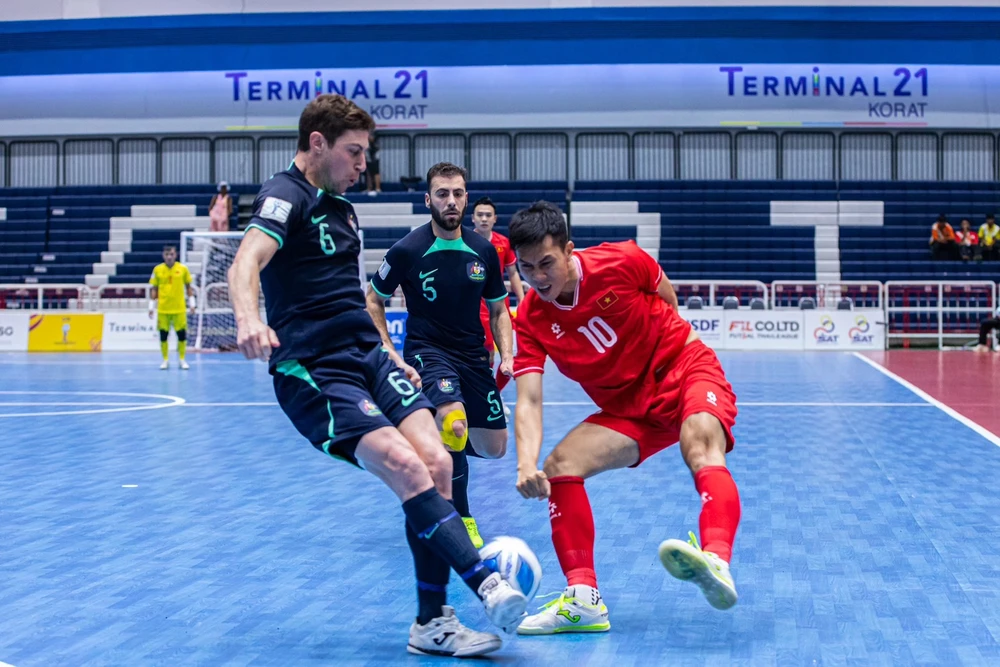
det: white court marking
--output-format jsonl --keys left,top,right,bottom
{"left": 0, "top": 391, "right": 185, "bottom": 418}
{"left": 176, "top": 401, "right": 933, "bottom": 408}
{"left": 852, "top": 352, "right": 1000, "bottom": 448}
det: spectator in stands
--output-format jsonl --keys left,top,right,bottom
{"left": 979, "top": 214, "right": 1000, "bottom": 261}
{"left": 955, "top": 219, "right": 980, "bottom": 262}
{"left": 929, "top": 214, "right": 957, "bottom": 261}
{"left": 366, "top": 135, "right": 382, "bottom": 196}
{"left": 975, "top": 307, "right": 1000, "bottom": 352}
{"left": 209, "top": 182, "right": 232, "bottom": 232}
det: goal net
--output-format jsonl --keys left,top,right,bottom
{"left": 180, "top": 230, "right": 367, "bottom": 352}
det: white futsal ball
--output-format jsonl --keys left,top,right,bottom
{"left": 479, "top": 536, "right": 542, "bottom": 601}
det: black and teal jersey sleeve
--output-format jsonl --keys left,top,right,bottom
{"left": 378, "top": 223, "right": 508, "bottom": 358}
{"left": 245, "top": 175, "right": 304, "bottom": 249}
{"left": 370, "top": 242, "right": 406, "bottom": 299}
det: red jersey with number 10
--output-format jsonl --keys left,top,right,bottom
{"left": 513, "top": 241, "right": 692, "bottom": 418}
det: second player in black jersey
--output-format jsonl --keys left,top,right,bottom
{"left": 367, "top": 162, "right": 515, "bottom": 550}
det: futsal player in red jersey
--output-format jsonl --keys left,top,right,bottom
{"left": 508, "top": 201, "right": 742, "bottom": 635}
{"left": 471, "top": 196, "right": 525, "bottom": 367}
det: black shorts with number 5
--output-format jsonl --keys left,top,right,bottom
{"left": 405, "top": 346, "right": 507, "bottom": 430}
{"left": 271, "top": 344, "right": 435, "bottom": 467}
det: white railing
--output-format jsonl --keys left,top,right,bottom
{"left": 772, "top": 280, "right": 883, "bottom": 310}
{"left": 0, "top": 283, "right": 198, "bottom": 312}
{"left": 5, "top": 279, "right": 1000, "bottom": 350}
{"left": 884, "top": 281, "right": 998, "bottom": 348}
{"left": 0, "top": 283, "right": 91, "bottom": 311}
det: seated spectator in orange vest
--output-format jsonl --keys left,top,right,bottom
{"left": 929, "top": 215, "right": 957, "bottom": 261}
{"left": 979, "top": 214, "right": 1000, "bottom": 261}
{"left": 955, "top": 219, "right": 980, "bottom": 262}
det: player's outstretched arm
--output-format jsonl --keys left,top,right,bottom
{"left": 488, "top": 299, "right": 515, "bottom": 377}
{"left": 658, "top": 274, "right": 680, "bottom": 310}
{"left": 228, "top": 228, "right": 281, "bottom": 361}
{"left": 365, "top": 286, "right": 422, "bottom": 388}
{"left": 365, "top": 286, "right": 397, "bottom": 353}
{"left": 514, "top": 372, "right": 550, "bottom": 500}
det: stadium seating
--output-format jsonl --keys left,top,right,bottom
{"left": 838, "top": 181, "right": 1000, "bottom": 282}
{"left": 575, "top": 180, "right": 824, "bottom": 282}
{"left": 3, "top": 180, "right": 999, "bottom": 290}
{"left": 0, "top": 185, "right": 245, "bottom": 286}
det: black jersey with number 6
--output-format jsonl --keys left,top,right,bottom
{"left": 246, "top": 163, "right": 380, "bottom": 366}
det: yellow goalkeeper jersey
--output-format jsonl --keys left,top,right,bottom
{"left": 149, "top": 262, "right": 192, "bottom": 314}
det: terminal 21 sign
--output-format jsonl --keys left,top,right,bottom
{"left": 1, "top": 64, "right": 998, "bottom": 135}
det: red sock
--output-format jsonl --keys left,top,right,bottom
{"left": 693, "top": 466, "right": 741, "bottom": 563}
{"left": 548, "top": 476, "right": 598, "bottom": 588}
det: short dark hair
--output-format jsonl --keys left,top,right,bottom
{"left": 426, "top": 162, "right": 468, "bottom": 191}
{"left": 988, "top": 213, "right": 996, "bottom": 221}
{"left": 937, "top": 214, "right": 948, "bottom": 222}
{"left": 472, "top": 196, "right": 496, "bottom": 214}
{"left": 508, "top": 201, "right": 568, "bottom": 251}
{"left": 297, "top": 94, "right": 375, "bottom": 152}
{"left": 163, "top": 245, "right": 177, "bottom": 253}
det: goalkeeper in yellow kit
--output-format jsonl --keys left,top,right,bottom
{"left": 148, "top": 245, "right": 196, "bottom": 370}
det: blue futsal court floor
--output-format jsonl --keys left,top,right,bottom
{"left": 1, "top": 351, "right": 999, "bottom": 666}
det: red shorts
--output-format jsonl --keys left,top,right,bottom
{"left": 584, "top": 340, "right": 737, "bottom": 467}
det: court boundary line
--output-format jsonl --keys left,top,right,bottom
{"left": 0, "top": 391, "right": 185, "bottom": 418}
{"left": 852, "top": 351, "right": 1000, "bottom": 448}
{"left": 174, "top": 401, "right": 935, "bottom": 408}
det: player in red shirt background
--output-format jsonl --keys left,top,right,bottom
{"left": 508, "top": 201, "right": 742, "bottom": 635}
{"left": 472, "top": 197, "right": 525, "bottom": 367}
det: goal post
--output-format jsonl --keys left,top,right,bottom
{"left": 180, "top": 229, "right": 367, "bottom": 351}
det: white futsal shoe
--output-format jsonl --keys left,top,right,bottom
{"left": 179, "top": 360, "right": 190, "bottom": 370}
{"left": 516, "top": 585, "right": 610, "bottom": 635}
{"left": 159, "top": 360, "right": 169, "bottom": 370}
{"left": 477, "top": 571, "right": 528, "bottom": 632}
{"left": 407, "top": 606, "right": 502, "bottom": 657}
{"left": 659, "top": 532, "right": 738, "bottom": 610}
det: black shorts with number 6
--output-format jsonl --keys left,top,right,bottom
{"left": 405, "top": 346, "right": 507, "bottom": 430}
{"left": 272, "top": 344, "right": 435, "bottom": 467}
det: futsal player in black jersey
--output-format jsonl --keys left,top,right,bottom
{"left": 367, "top": 163, "right": 514, "bottom": 551}
{"left": 227, "top": 95, "right": 526, "bottom": 658}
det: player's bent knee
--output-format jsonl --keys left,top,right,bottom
{"left": 176, "top": 329, "right": 187, "bottom": 342}
{"left": 159, "top": 329, "right": 169, "bottom": 342}
{"left": 424, "top": 446, "right": 453, "bottom": 493}
{"left": 543, "top": 445, "right": 583, "bottom": 478}
{"left": 474, "top": 429, "right": 507, "bottom": 459}
{"left": 439, "top": 409, "right": 468, "bottom": 452}
{"left": 384, "top": 443, "right": 434, "bottom": 488}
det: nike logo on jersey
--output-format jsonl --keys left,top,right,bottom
{"left": 418, "top": 269, "right": 438, "bottom": 279}
{"left": 310, "top": 214, "right": 328, "bottom": 224}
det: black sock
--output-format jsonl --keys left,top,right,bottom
{"left": 449, "top": 449, "right": 471, "bottom": 517}
{"left": 406, "top": 523, "right": 450, "bottom": 625}
{"left": 402, "top": 488, "right": 490, "bottom": 596}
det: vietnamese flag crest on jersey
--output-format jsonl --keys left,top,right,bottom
{"left": 597, "top": 290, "right": 619, "bottom": 310}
